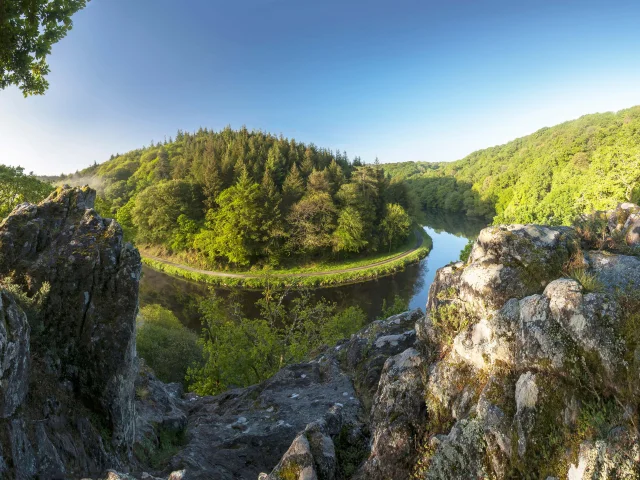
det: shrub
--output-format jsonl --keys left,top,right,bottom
{"left": 136, "top": 304, "right": 202, "bottom": 385}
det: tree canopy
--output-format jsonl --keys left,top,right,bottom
{"left": 0, "top": 165, "right": 53, "bottom": 218}
{"left": 56, "top": 127, "right": 415, "bottom": 269}
{"left": 0, "top": 0, "right": 89, "bottom": 96}
{"left": 385, "top": 106, "right": 640, "bottom": 226}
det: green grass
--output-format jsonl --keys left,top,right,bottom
{"left": 141, "top": 229, "right": 432, "bottom": 289}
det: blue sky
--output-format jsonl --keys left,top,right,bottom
{"left": 2, "top": 0, "right": 640, "bottom": 175}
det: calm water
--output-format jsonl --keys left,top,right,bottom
{"left": 139, "top": 211, "right": 486, "bottom": 331}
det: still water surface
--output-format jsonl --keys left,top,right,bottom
{"left": 139, "top": 211, "right": 486, "bottom": 331}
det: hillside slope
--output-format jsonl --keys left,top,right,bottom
{"left": 54, "top": 128, "right": 415, "bottom": 270}
{"left": 385, "top": 106, "right": 640, "bottom": 225}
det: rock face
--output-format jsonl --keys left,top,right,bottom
{"left": 411, "top": 219, "right": 640, "bottom": 479}
{"left": 161, "top": 309, "right": 423, "bottom": 480}
{"left": 0, "top": 187, "right": 141, "bottom": 478}
{"left": 0, "top": 290, "right": 30, "bottom": 418}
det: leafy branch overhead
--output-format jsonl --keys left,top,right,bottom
{"left": 0, "top": 0, "right": 89, "bottom": 96}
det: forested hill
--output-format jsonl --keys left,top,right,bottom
{"left": 384, "top": 106, "right": 640, "bottom": 225}
{"left": 54, "top": 127, "right": 415, "bottom": 268}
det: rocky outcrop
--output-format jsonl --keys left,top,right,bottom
{"left": 356, "top": 348, "right": 426, "bottom": 479}
{"left": 410, "top": 218, "right": 640, "bottom": 479}
{"left": 128, "top": 216, "right": 640, "bottom": 480}
{"left": 0, "top": 186, "right": 141, "bottom": 478}
{"left": 164, "top": 310, "right": 422, "bottom": 480}
{"left": 457, "top": 224, "right": 579, "bottom": 313}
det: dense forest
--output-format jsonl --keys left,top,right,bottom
{"left": 55, "top": 128, "right": 415, "bottom": 269}
{"left": 385, "top": 106, "right": 640, "bottom": 225}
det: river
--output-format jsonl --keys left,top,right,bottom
{"left": 138, "top": 211, "right": 486, "bottom": 331}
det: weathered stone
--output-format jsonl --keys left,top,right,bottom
{"left": 135, "top": 362, "right": 187, "bottom": 453}
{"left": 168, "top": 357, "right": 360, "bottom": 480}
{"left": 587, "top": 251, "right": 640, "bottom": 291}
{"left": 34, "top": 422, "right": 66, "bottom": 479}
{"left": 358, "top": 348, "right": 426, "bottom": 480}
{"left": 0, "top": 290, "right": 30, "bottom": 418}
{"left": 10, "top": 418, "right": 37, "bottom": 480}
{"left": 623, "top": 212, "right": 640, "bottom": 245}
{"left": 459, "top": 224, "right": 579, "bottom": 312}
{"left": 340, "top": 308, "right": 421, "bottom": 405}
{"left": 425, "top": 419, "right": 487, "bottom": 480}
{"left": 0, "top": 187, "right": 141, "bottom": 451}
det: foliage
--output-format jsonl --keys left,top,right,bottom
{"left": 140, "top": 233, "right": 430, "bottom": 289}
{"left": 378, "top": 295, "right": 409, "bottom": 319}
{"left": 565, "top": 267, "right": 604, "bottom": 293}
{"left": 0, "top": 0, "right": 88, "bottom": 95}
{"left": 52, "top": 128, "right": 414, "bottom": 269}
{"left": 136, "top": 304, "right": 202, "bottom": 385}
{"left": 381, "top": 203, "right": 411, "bottom": 251}
{"left": 385, "top": 107, "right": 640, "bottom": 226}
{"left": 430, "top": 302, "right": 474, "bottom": 346}
{"left": 0, "top": 165, "right": 53, "bottom": 218}
{"left": 459, "top": 239, "right": 474, "bottom": 263}
{"left": 187, "top": 288, "right": 366, "bottom": 395}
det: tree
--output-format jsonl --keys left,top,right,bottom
{"left": 0, "top": 165, "right": 53, "bottom": 218}
{"left": 282, "top": 163, "right": 305, "bottom": 210}
{"left": 260, "top": 171, "right": 286, "bottom": 263}
{"left": 136, "top": 304, "right": 201, "bottom": 385}
{"left": 288, "top": 192, "right": 336, "bottom": 254}
{"left": 193, "top": 169, "right": 263, "bottom": 266}
{"left": 307, "top": 169, "right": 332, "bottom": 194}
{"left": 155, "top": 148, "right": 171, "bottom": 180}
{"left": 0, "top": 0, "right": 89, "bottom": 96}
{"left": 381, "top": 203, "right": 411, "bottom": 250}
{"left": 131, "top": 180, "right": 204, "bottom": 245}
{"left": 332, "top": 207, "right": 368, "bottom": 253}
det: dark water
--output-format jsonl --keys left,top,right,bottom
{"left": 139, "top": 211, "right": 486, "bottom": 331}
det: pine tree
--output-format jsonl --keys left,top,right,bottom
{"left": 156, "top": 148, "right": 171, "bottom": 180}
{"left": 282, "top": 163, "right": 305, "bottom": 210}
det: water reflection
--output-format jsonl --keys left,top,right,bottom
{"left": 138, "top": 211, "right": 486, "bottom": 331}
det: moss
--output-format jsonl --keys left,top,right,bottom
{"left": 430, "top": 302, "right": 474, "bottom": 346}
{"left": 278, "top": 462, "right": 301, "bottom": 480}
{"left": 335, "top": 424, "right": 369, "bottom": 479}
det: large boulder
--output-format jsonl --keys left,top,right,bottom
{"left": 0, "top": 186, "right": 142, "bottom": 478}
{"left": 0, "top": 186, "right": 141, "bottom": 450}
{"left": 412, "top": 229, "right": 640, "bottom": 478}
{"left": 458, "top": 224, "right": 579, "bottom": 313}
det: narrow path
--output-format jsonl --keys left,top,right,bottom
{"left": 142, "top": 229, "right": 425, "bottom": 279}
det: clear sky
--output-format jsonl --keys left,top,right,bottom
{"left": 2, "top": 0, "right": 640, "bottom": 175}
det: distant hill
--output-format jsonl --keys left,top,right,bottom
{"left": 385, "top": 106, "right": 640, "bottom": 224}
{"left": 53, "top": 127, "right": 414, "bottom": 269}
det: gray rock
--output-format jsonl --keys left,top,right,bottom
{"left": 425, "top": 419, "right": 487, "bottom": 480}
{"left": 0, "top": 186, "right": 141, "bottom": 451}
{"left": 587, "top": 251, "right": 640, "bottom": 291}
{"left": 623, "top": 212, "right": 640, "bottom": 245}
{"left": 341, "top": 308, "right": 422, "bottom": 406}
{"left": 358, "top": 348, "right": 427, "bottom": 480}
{"left": 168, "top": 357, "right": 360, "bottom": 480}
{"left": 460, "top": 224, "right": 578, "bottom": 312}
{"left": 0, "top": 290, "right": 30, "bottom": 418}
{"left": 10, "top": 418, "right": 37, "bottom": 480}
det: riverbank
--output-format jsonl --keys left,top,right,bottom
{"left": 140, "top": 229, "right": 432, "bottom": 289}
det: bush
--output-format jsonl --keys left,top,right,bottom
{"left": 187, "top": 289, "right": 368, "bottom": 396}
{"left": 136, "top": 304, "right": 202, "bottom": 385}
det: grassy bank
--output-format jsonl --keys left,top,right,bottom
{"left": 141, "top": 229, "right": 432, "bottom": 289}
